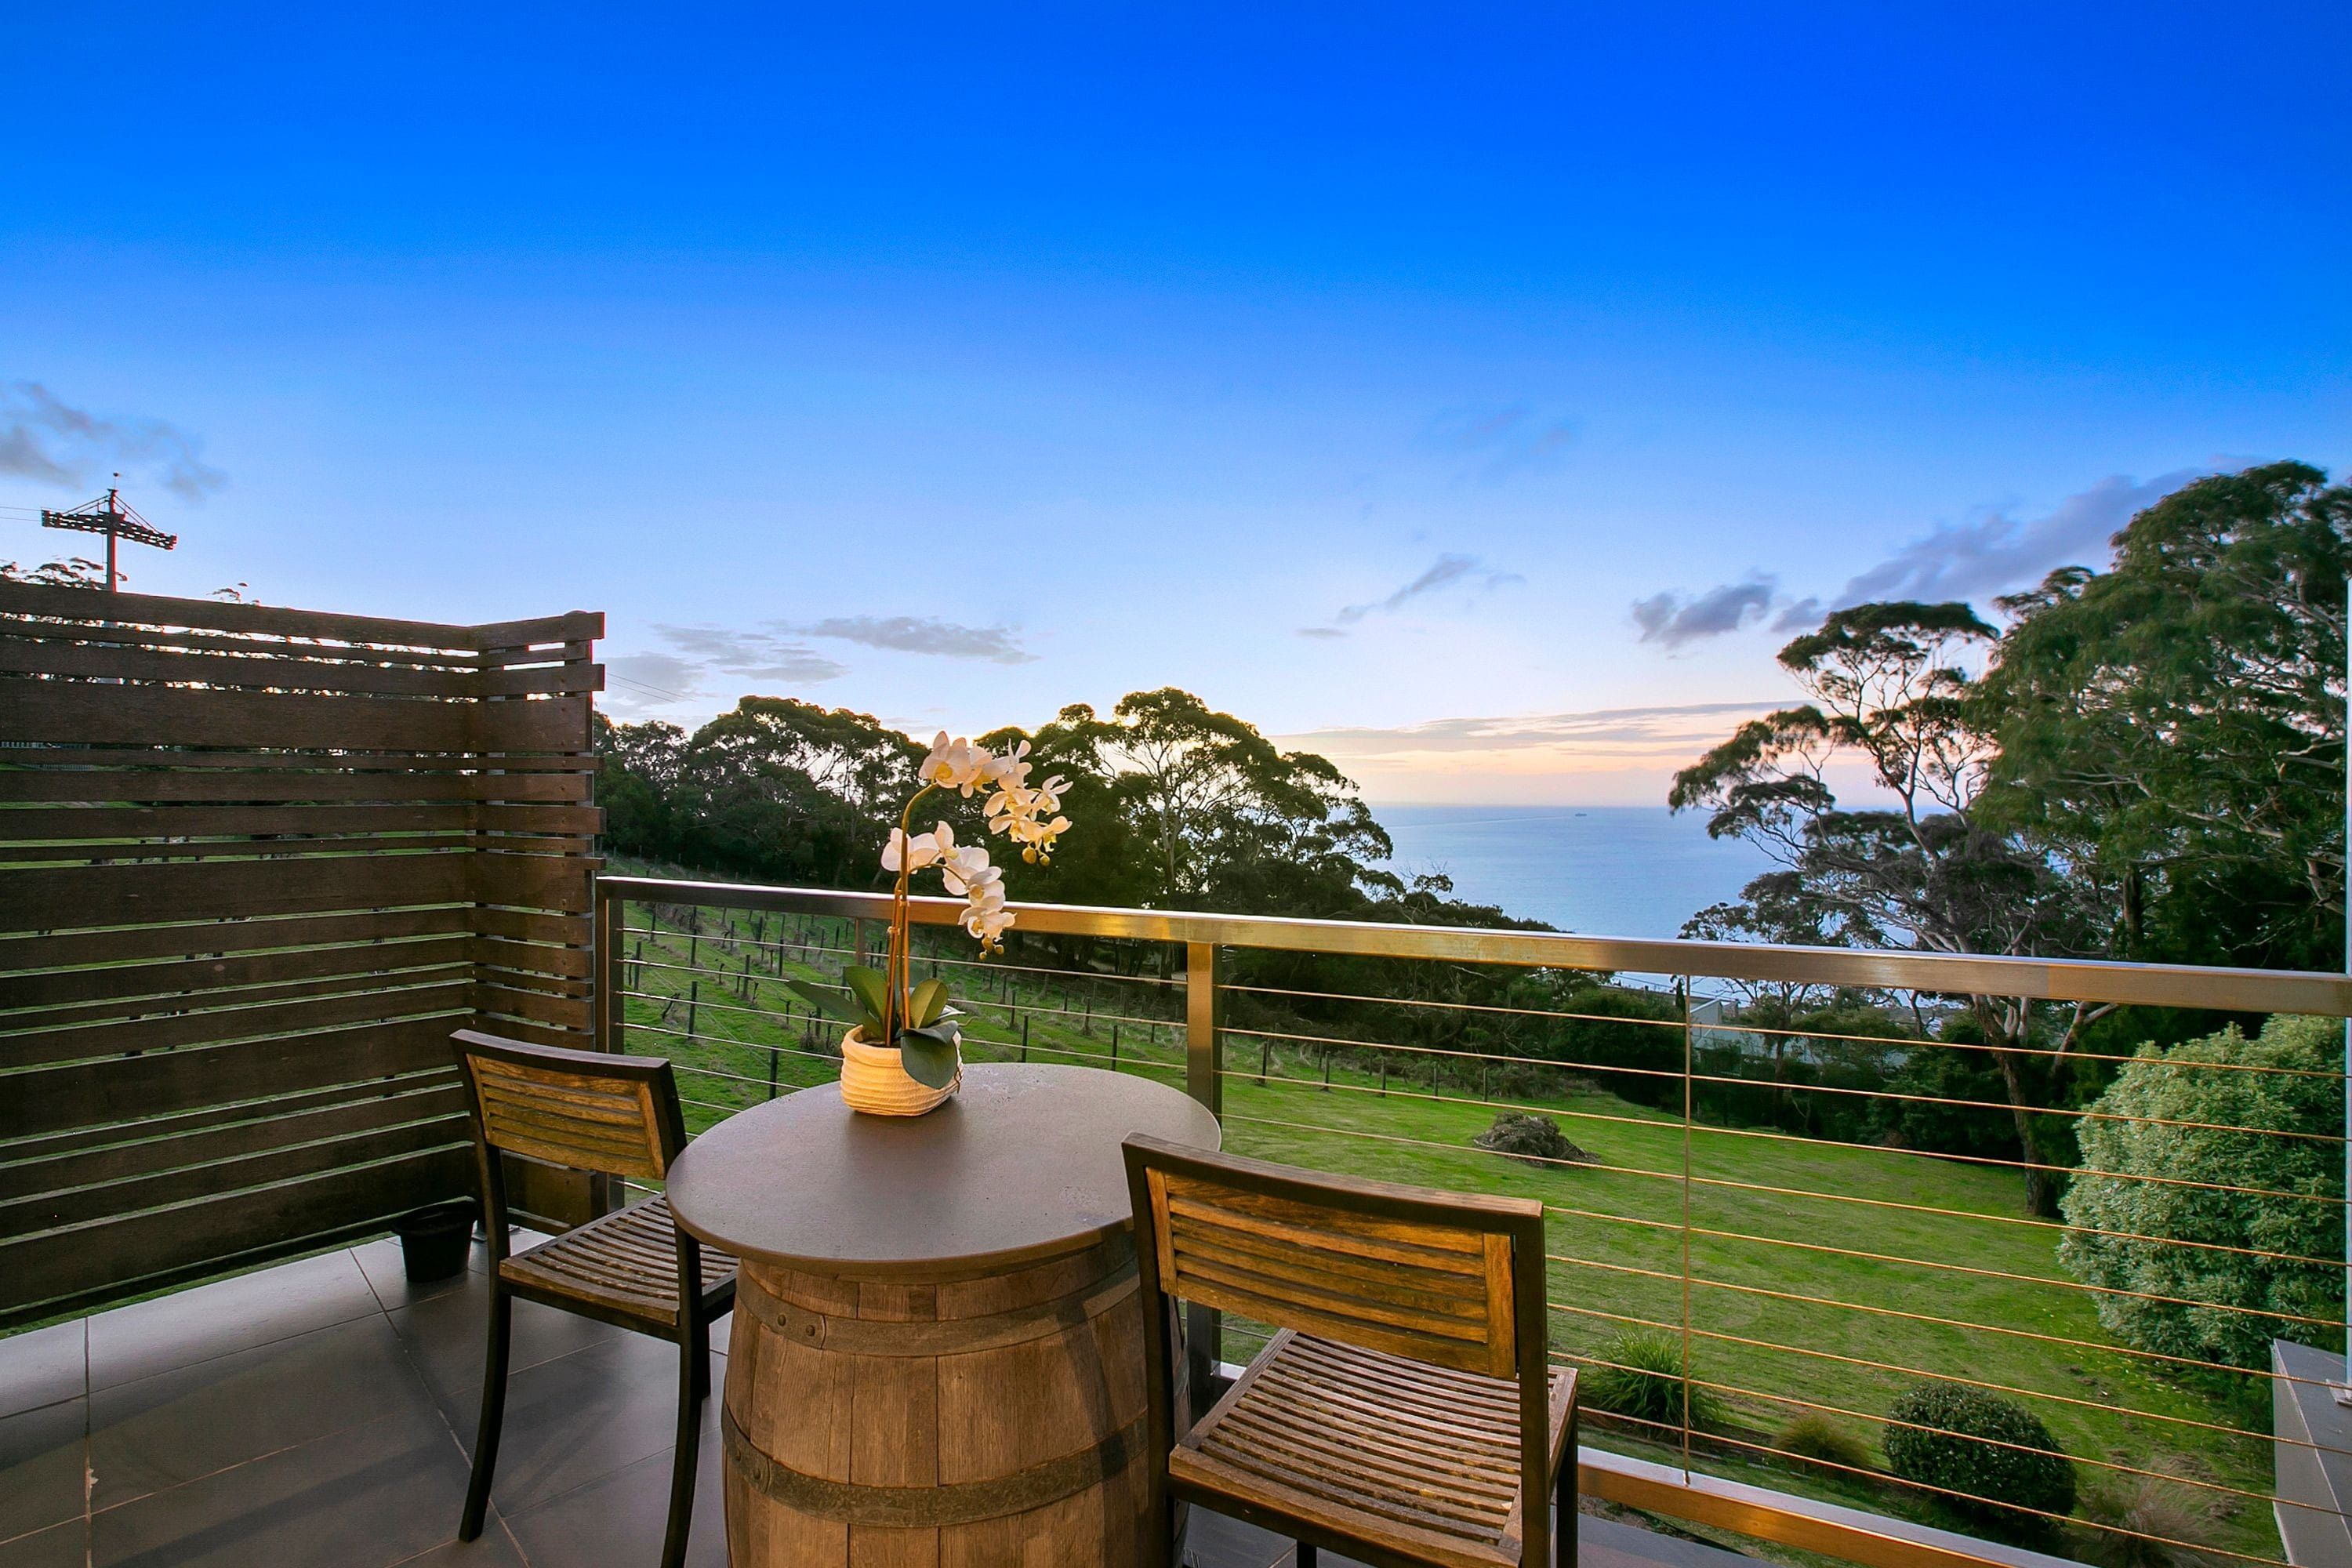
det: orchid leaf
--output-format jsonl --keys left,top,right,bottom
{"left": 842, "top": 965, "right": 892, "bottom": 1029}
{"left": 896, "top": 1029, "right": 960, "bottom": 1090}
{"left": 784, "top": 977, "right": 867, "bottom": 1027}
{"left": 909, "top": 977, "right": 950, "bottom": 1028}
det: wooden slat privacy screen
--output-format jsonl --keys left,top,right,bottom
{"left": 0, "top": 582, "right": 604, "bottom": 1327}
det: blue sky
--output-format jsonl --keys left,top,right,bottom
{"left": 5, "top": 5, "right": 2347, "bottom": 801}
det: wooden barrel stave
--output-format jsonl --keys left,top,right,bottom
{"left": 724, "top": 1236, "right": 1152, "bottom": 1567}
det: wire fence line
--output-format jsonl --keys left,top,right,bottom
{"left": 595, "top": 873, "right": 2352, "bottom": 1568}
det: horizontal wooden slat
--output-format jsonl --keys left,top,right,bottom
{"left": 0, "top": 1068, "right": 459, "bottom": 1168}
{"left": 0, "top": 768, "right": 593, "bottom": 804}
{"left": 0, "top": 854, "right": 469, "bottom": 928}
{"left": 1, "top": 935, "right": 474, "bottom": 1015}
{"left": 1, "top": 1103, "right": 468, "bottom": 1238}
{"left": 0, "top": 641, "right": 478, "bottom": 696}
{"left": 0, "top": 907, "right": 473, "bottom": 976}
{"left": 472, "top": 1014, "right": 593, "bottom": 1050}
{"left": 4, "top": 1014, "right": 470, "bottom": 1140}
{"left": 5, "top": 962, "right": 470, "bottom": 1039}
{"left": 0, "top": 684, "right": 589, "bottom": 753}
{"left": 0, "top": 621, "right": 483, "bottom": 670}
{"left": 474, "top": 984, "right": 592, "bottom": 1029}
{"left": 0, "top": 578, "right": 597, "bottom": 652}
{"left": 0, "top": 1142, "right": 473, "bottom": 1321}
{"left": 474, "top": 935, "right": 593, "bottom": 980}
{"left": 474, "top": 852, "right": 599, "bottom": 913}
{"left": 0, "top": 746, "right": 589, "bottom": 771}
{"left": 0, "top": 639, "right": 598, "bottom": 698}
{"left": 0, "top": 833, "right": 593, "bottom": 865}
{"left": 471, "top": 908, "right": 593, "bottom": 947}
{"left": 0, "top": 802, "right": 603, "bottom": 841}
{"left": 4, "top": 978, "right": 473, "bottom": 1069}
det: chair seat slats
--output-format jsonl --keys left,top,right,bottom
{"left": 501, "top": 1195, "right": 736, "bottom": 1327}
{"left": 1175, "top": 1331, "right": 1573, "bottom": 1568}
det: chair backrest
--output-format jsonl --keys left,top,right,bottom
{"left": 1122, "top": 1134, "right": 1544, "bottom": 1379}
{"left": 452, "top": 1029, "right": 686, "bottom": 1183}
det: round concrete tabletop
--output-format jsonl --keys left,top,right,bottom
{"left": 664, "top": 1062, "right": 1221, "bottom": 1279}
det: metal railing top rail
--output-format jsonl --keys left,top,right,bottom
{"left": 596, "top": 874, "right": 2352, "bottom": 1018}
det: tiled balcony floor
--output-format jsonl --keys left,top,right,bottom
{"left": 0, "top": 1237, "right": 1748, "bottom": 1568}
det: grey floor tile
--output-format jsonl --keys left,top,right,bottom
{"left": 1583, "top": 1515, "right": 1754, "bottom": 1566}
{"left": 88, "top": 1316, "right": 437, "bottom": 1512}
{"left": 0, "top": 1399, "right": 85, "bottom": 1544}
{"left": 499, "top": 1396, "right": 724, "bottom": 1568}
{"left": 85, "top": 1251, "right": 381, "bottom": 1393}
{"left": 387, "top": 1287, "right": 625, "bottom": 1429}
{"left": 352, "top": 1238, "right": 479, "bottom": 1313}
{"left": 0, "top": 1323, "right": 84, "bottom": 1421}
{"left": 385, "top": 1519, "right": 528, "bottom": 1566}
{"left": 456, "top": 1334, "right": 700, "bottom": 1516}
{"left": 88, "top": 1403, "right": 470, "bottom": 1568}
{"left": 0, "top": 1517, "right": 86, "bottom": 1568}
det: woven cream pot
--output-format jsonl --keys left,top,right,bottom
{"left": 838, "top": 1028, "right": 960, "bottom": 1116}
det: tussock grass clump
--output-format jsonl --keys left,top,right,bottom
{"left": 1772, "top": 1413, "right": 1871, "bottom": 1472}
{"left": 1582, "top": 1330, "right": 1719, "bottom": 1432}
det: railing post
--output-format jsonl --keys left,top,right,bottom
{"left": 593, "top": 884, "right": 622, "bottom": 1058}
{"left": 1183, "top": 941, "right": 1226, "bottom": 1409}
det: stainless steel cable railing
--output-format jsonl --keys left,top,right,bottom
{"left": 586, "top": 873, "right": 2352, "bottom": 1568}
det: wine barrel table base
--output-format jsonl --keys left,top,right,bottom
{"left": 724, "top": 1239, "right": 1148, "bottom": 1565}
{"left": 664, "top": 1064, "right": 1220, "bottom": 1568}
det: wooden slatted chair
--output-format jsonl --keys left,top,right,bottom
{"left": 1123, "top": 1134, "right": 1575, "bottom": 1568}
{"left": 451, "top": 1029, "right": 738, "bottom": 1568}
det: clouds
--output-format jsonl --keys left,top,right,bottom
{"left": 0, "top": 383, "right": 227, "bottom": 501}
{"left": 1628, "top": 470, "right": 2209, "bottom": 652}
{"left": 651, "top": 624, "right": 850, "bottom": 684}
{"left": 1428, "top": 405, "right": 1578, "bottom": 483}
{"left": 1631, "top": 575, "right": 1779, "bottom": 649}
{"left": 1835, "top": 470, "right": 2205, "bottom": 604}
{"left": 1305, "top": 552, "right": 1523, "bottom": 638}
{"left": 782, "top": 615, "right": 1036, "bottom": 664}
{"left": 611, "top": 611, "right": 1040, "bottom": 719}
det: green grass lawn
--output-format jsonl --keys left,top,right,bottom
{"left": 614, "top": 900, "right": 2285, "bottom": 1564}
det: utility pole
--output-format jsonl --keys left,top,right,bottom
{"left": 38, "top": 481, "right": 176, "bottom": 592}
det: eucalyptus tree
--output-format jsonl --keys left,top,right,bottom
{"left": 1671, "top": 602, "right": 2104, "bottom": 1212}
{"left": 1980, "top": 462, "right": 2352, "bottom": 972}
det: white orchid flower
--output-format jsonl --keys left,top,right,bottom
{"left": 881, "top": 826, "right": 943, "bottom": 873}
{"left": 920, "top": 733, "right": 990, "bottom": 793}
{"left": 939, "top": 844, "right": 998, "bottom": 898}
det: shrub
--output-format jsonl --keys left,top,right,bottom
{"left": 2077, "top": 1472, "right": 2224, "bottom": 1568}
{"left": 1582, "top": 1330, "right": 1719, "bottom": 1432}
{"left": 1472, "top": 1111, "right": 1594, "bottom": 1167}
{"left": 1884, "top": 1382, "right": 2075, "bottom": 1534}
{"left": 2057, "top": 1013, "right": 2344, "bottom": 1368}
{"left": 1773, "top": 1412, "right": 1871, "bottom": 1472}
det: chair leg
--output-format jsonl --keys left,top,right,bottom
{"left": 1295, "top": 1545, "right": 1316, "bottom": 1567}
{"left": 1554, "top": 1443, "right": 1577, "bottom": 1566}
{"left": 660, "top": 1323, "right": 707, "bottom": 1568}
{"left": 459, "top": 1289, "right": 513, "bottom": 1541}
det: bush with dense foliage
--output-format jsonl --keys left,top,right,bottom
{"left": 2058, "top": 1013, "right": 2344, "bottom": 1368}
{"left": 1883, "top": 1382, "right": 2075, "bottom": 1533}
{"left": 1582, "top": 1330, "right": 1719, "bottom": 1432}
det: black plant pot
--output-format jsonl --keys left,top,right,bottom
{"left": 392, "top": 1202, "right": 477, "bottom": 1283}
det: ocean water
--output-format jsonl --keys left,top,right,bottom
{"left": 1373, "top": 804, "right": 1776, "bottom": 939}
